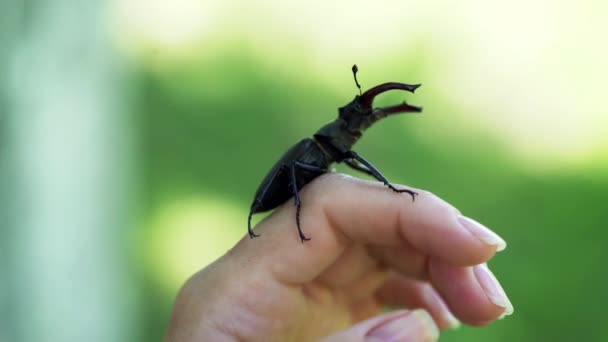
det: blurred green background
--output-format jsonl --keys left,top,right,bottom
{"left": 2, "top": 0, "right": 607, "bottom": 341}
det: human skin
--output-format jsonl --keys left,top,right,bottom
{"left": 166, "top": 173, "right": 513, "bottom": 341}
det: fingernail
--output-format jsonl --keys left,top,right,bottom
{"left": 458, "top": 216, "right": 507, "bottom": 252}
{"left": 432, "top": 291, "right": 461, "bottom": 330}
{"left": 367, "top": 309, "right": 439, "bottom": 341}
{"left": 474, "top": 264, "right": 514, "bottom": 319}
{"left": 444, "top": 311, "right": 462, "bottom": 330}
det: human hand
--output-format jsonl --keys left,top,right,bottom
{"left": 166, "top": 173, "right": 513, "bottom": 341}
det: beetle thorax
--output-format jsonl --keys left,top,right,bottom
{"left": 313, "top": 120, "right": 360, "bottom": 159}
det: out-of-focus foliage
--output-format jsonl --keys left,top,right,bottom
{"left": 3, "top": 0, "right": 608, "bottom": 341}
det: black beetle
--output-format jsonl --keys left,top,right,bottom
{"left": 248, "top": 65, "right": 422, "bottom": 242}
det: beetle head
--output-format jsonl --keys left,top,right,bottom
{"left": 338, "top": 66, "right": 422, "bottom": 134}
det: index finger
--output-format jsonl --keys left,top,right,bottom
{"left": 234, "top": 173, "right": 506, "bottom": 284}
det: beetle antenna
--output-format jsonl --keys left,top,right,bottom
{"left": 352, "top": 64, "right": 362, "bottom": 95}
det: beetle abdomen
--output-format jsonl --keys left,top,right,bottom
{"left": 250, "top": 138, "right": 329, "bottom": 214}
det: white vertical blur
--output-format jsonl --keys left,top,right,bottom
{"left": 4, "top": 1, "right": 136, "bottom": 341}
{"left": 0, "top": 2, "right": 20, "bottom": 341}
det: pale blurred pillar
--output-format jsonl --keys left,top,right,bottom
{"left": 1, "top": 1, "right": 136, "bottom": 341}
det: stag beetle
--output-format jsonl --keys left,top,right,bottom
{"left": 248, "top": 65, "right": 422, "bottom": 242}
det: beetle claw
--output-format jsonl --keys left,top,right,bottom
{"left": 248, "top": 210, "right": 261, "bottom": 238}
{"left": 249, "top": 231, "right": 261, "bottom": 238}
{"left": 393, "top": 188, "right": 418, "bottom": 201}
{"left": 299, "top": 233, "right": 311, "bottom": 243}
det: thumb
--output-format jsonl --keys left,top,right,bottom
{"left": 319, "top": 309, "right": 439, "bottom": 342}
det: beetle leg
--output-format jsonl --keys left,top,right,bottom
{"left": 290, "top": 162, "right": 326, "bottom": 242}
{"left": 248, "top": 165, "right": 286, "bottom": 238}
{"left": 343, "top": 158, "right": 375, "bottom": 177}
{"left": 289, "top": 164, "right": 308, "bottom": 242}
{"left": 344, "top": 151, "right": 417, "bottom": 201}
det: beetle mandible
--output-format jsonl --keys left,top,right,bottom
{"left": 248, "top": 65, "right": 422, "bottom": 242}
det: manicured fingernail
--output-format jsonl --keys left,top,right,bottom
{"left": 367, "top": 309, "right": 439, "bottom": 341}
{"left": 458, "top": 216, "right": 507, "bottom": 252}
{"left": 474, "top": 264, "right": 514, "bottom": 319}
